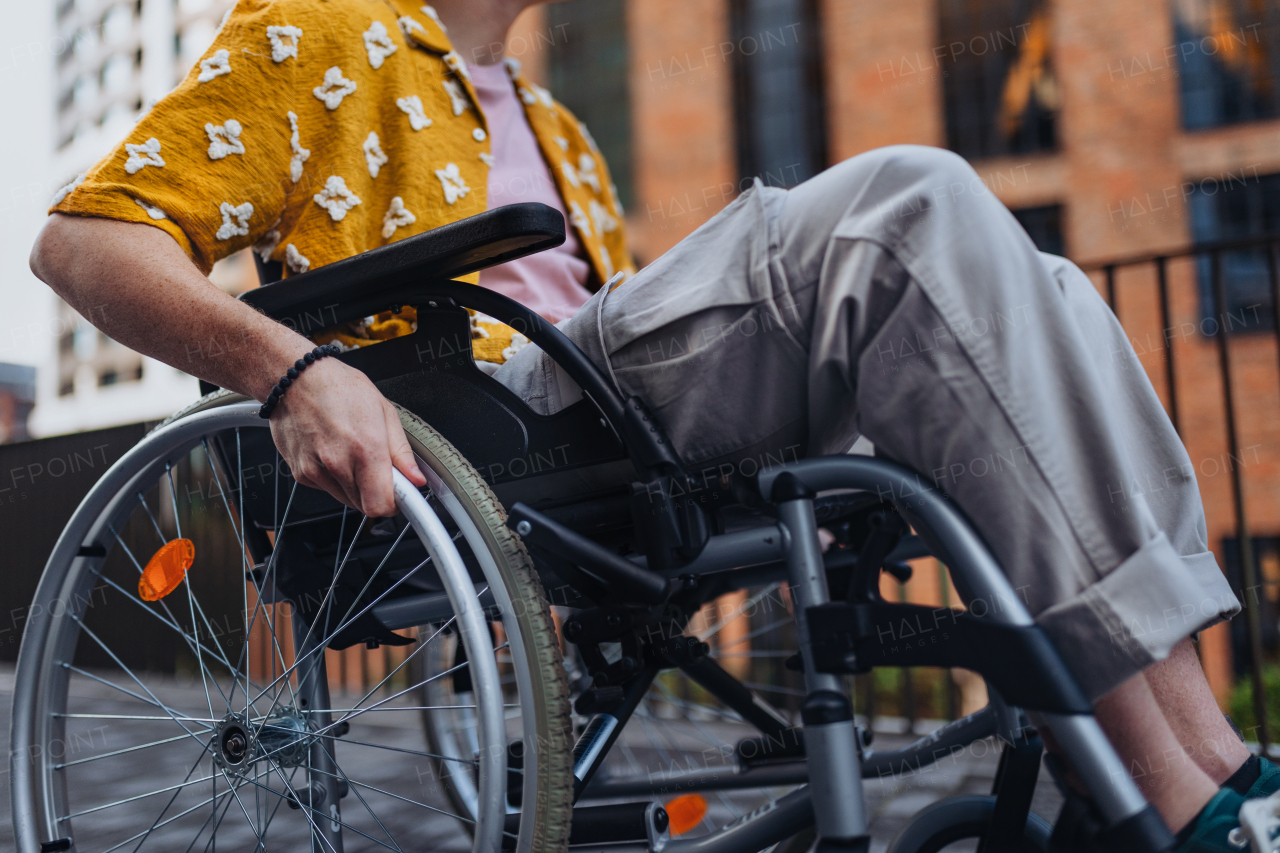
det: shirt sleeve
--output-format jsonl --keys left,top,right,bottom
{"left": 50, "top": 0, "right": 305, "bottom": 272}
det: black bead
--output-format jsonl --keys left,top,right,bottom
{"left": 286, "top": 367, "right": 299, "bottom": 379}
{"left": 294, "top": 359, "right": 306, "bottom": 371}
{"left": 280, "top": 376, "right": 291, "bottom": 387}
{"left": 304, "top": 352, "right": 316, "bottom": 364}
{"left": 272, "top": 384, "right": 284, "bottom": 397}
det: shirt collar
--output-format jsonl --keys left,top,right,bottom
{"left": 385, "top": 0, "right": 453, "bottom": 54}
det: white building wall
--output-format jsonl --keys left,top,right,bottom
{"left": 9, "top": 0, "right": 236, "bottom": 439}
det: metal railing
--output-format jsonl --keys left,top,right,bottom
{"left": 1085, "top": 232, "right": 1280, "bottom": 751}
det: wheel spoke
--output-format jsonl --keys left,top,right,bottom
{"left": 697, "top": 583, "right": 781, "bottom": 641}
{"left": 55, "top": 732, "right": 194, "bottom": 769}
{"left": 310, "top": 731, "right": 405, "bottom": 853}
{"left": 67, "top": 613, "right": 216, "bottom": 746}
{"left": 61, "top": 771, "right": 220, "bottom": 820}
{"left": 125, "top": 748, "right": 211, "bottom": 853}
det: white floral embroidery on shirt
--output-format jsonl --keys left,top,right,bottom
{"left": 442, "top": 51, "right": 470, "bottom": 81}
{"left": 559, "top": 160, "right": 579, "bottom": 189}
{"left": 254, "top": 227, "right": 280, "bottom": 262}
{"left": 442, "top": 79, "right": 468, "bottom": 116}
{"left": 396, "top": 15, "right": 424, "bottom": 38}
{"left": 598, "top": 247, "right": 614, "bottom": 278}
{"left": 610, "top": 182, "right": 624, "bottom": 215}
{"left": 517, "top": 84, "right": 554, "bottom": 112}
{"left": 434, "top": 163, "right": 469, "bottom": 204}
{"left": 577, "top": 153, "right": 601, "bottom": 193}
{"left": 205, "top": 119, "right": 245, "bottom": 160}
{"left": 396, "top": 95, "right": 432, "bottom": 130}
{"left": 124, "top": 138, "right": 165, "bottom": 174}
{"left": 363, "top": 132, "right": 388, "bottom": 177}
{"left": 472, "top": 127, "right": 486, "bottom": 141}
{"left": 420, "top": 5, "right": 445, "bottom": 31}
{"left": 267, "top": 25, "right": 302, "bottom": 62}
{"left": 215, "top": 201, "right": 253, "bottom": 240}
{"left": 478, "top": 152, "right": 494, "bottom": 166}
{"left": 133, "top": 197, "right": 166, "bottom": 220}
{"left": 469, "top": 313, "right": 491, "bottom": 339}
{"left": 502, "top": 333, "right": 530, "bottom": 361}
{"left": 589, "top": 199, "right": 617, "bottom": 235}
{"left": 503, "top": 57, "right": 521, "bottom": 79}
{"left": 198, "top": 49, "right": 230, "bottom": 82}
{"left": 313, "top": 66, "right": 356, "bottom": 109}
{"left": 287, "top": 111, "right": 310, "bottom": 181}
{"left": 567, "top": 200, "right": 590, "bottom": 236}
{"left": 381, "top": 196, "right": 415, "bottom": 238}
{"left": 51, "top": 174, "right": 84, "bottom": 205}
{"left": 313, "top": 175, "right": 362, "bottom": 221}
{"left": 285, "top": 243, "right": 310, "bottom": 273}
{"left": 363, "top": 20, "right": 397, "bottom": 69}
{"left": 553, "top": 136, "right": 568, "bottom": 150}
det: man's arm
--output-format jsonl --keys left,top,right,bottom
{"left": 31, "top": 213, "right": 426, "bottom": 516}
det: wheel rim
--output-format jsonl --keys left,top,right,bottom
{"left": 10, "top": 402, "right": 513, "bottom": 853}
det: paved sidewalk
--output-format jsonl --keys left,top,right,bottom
{"left": 1, "top": 665, "right": 1063, "bottom": 852}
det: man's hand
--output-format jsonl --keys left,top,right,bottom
{"left": 269, "top": 357, "right": 428, "bottom": 517}
{"left": 30, "top": 214, "right": 427, "bottom": 517}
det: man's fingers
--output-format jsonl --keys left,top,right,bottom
{"left": 353, "top": 442, "right": 397, "bottom": 518}
{"left": 385, "top": 403, "right": 426, "bottom": 487}
{"left": 299, "top": 466, "right": 357, "bottom": 513}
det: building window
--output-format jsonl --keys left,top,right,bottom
{"left": 546, "top": 0, "right": 633, "bottom": 212}
{"left": 730, "top": 0, "right": 826, "bottom": 188}
{"left": 937, "top": 0, "right": 1059, "bottom": 160}
{"left": 1177, "top": 0, "right": 1280, "bottom": 130}
{"left": 1187, "top": 170, "right": 1280, "bottom": 332}
{"left": 1010, "top": 204, "right": 1065, "bottom": 256}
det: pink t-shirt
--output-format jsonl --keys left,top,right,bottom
{"left": 471, "top": 61, "right": 593, "bottom": 323}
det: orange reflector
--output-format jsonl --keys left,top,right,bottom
{"left": 138, "top": 538, "right": 195, "bottom": 601}
{"left": 665, "top": 794, "right": 706, "bottom": 836}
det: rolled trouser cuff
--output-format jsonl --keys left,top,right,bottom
{"left": 1035, "top": 532, "right": 1240, "bottom": 701}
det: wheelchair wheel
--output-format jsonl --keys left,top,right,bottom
{"left": 886, "top": 795, "right": 1052, "bottom": 853}
{"left": 9, "top": 392, "right": 571, "bottom": 853}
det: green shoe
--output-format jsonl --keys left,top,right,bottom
{"left": 1173, "top": 789, "right": 1248, "bottom": 852}
{"left": 1246, "top": 758, "right": 1280, "bottom": 800}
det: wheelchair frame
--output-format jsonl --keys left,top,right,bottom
{"left": 237, "top": 202, "right": 1173, "bottom": 853}
{"left": 13, "top": 202, "right": 1174, "bottom": 853}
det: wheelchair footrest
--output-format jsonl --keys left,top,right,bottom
{"left": 805, "top": 601, "right": 1092, "bottom": 714}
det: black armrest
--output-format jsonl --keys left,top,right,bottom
{"left": 239, "top": 202, "right": 564, "bottom": 325}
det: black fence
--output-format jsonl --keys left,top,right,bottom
{"left": 1086, "top": 232, "right": 1280, "bottom": 749}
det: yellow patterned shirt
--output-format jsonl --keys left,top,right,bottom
{"left": 49, "top": 0, "right": 633, "bottom": 362}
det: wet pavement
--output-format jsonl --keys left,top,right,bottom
{"left": 1, "top": 665, "right": 1063, "bottom": 852}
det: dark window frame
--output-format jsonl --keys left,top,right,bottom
{"left": 729, "top": 0, "right": 828, "bottom": 189}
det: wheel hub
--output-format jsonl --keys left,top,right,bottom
{"left": 212, "top": 709, "right": 311, "bottom": 775}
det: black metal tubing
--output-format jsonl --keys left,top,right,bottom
{"left": 805, "top": 600, "right": 1091, "bottom": 714}
{"left": 572, "top": 663, "right": 660, "bottom": 801}
{"left": 680, "top": 656, "right": 793, "bottom": 742}
{"left": 976, "top": 733, "right": 1043, "bottom": 853}
{"left": 1210, "top": 250, "right": 1271, "bottom": 750}
{"left": 510, "top": 503, "right": 671, "bottom": 604}
{"left": 1155, "top": 256, "right": 1180, "bottom": 434}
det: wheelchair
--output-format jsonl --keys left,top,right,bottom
{"left": 10, "top": 203, "right": 1177, "bottom": 853}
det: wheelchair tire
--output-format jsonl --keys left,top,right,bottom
{"left": 886, "top": 794, "right": 1052, "bottom": 853}
{"left": 9, "top": 391, "right": 572, "bottom": 853}
{"left": 396, "top": 407, "right": 573, "bottom": 853}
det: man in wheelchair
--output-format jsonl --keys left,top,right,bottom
{"left": 24, "top": 0, "right": 1273, "bottom": 851}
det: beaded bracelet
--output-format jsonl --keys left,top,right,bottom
{"left": 258, "top": 344, "right": 342, "bottom": 419}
